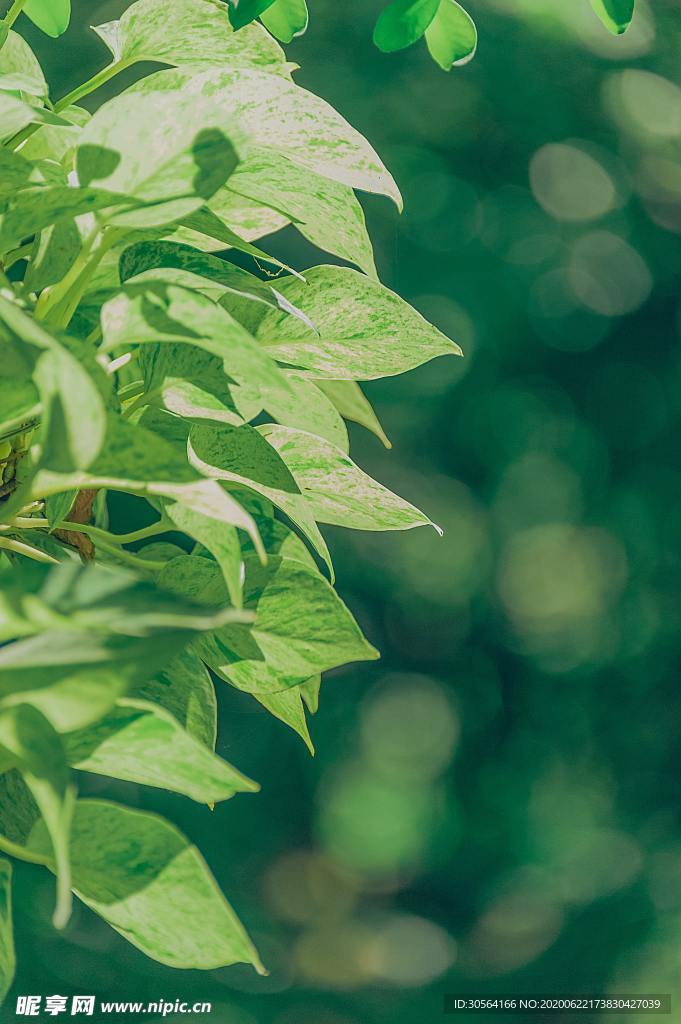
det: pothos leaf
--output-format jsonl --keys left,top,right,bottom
{"left": 0, "top": 30, "right": 47, "bottom": 98}
{"left": 163, "top": 553, "right": 379, "bottom": 694}
{"left": 130, "top": 66, "right": 403, "bottom": 208}
{"left": 0, "top": 704, "right": 75, "bottom": 929}
{"left": 25, "top": 799, "right": 265, "bottom": 971}
{"left": 252, "top": 266, "right": 461, "bottom": 379}
{"left": 65, "top": 698, "right": 258, "bottom": 804}
{"left": 0, "top": 296, "right": 105, "bottom": 472}
{"left": 259, "top": 424, "right": 440, "bottom": 532}
{"left": 188, "top": 421, "right": 332, "bottom": 574}
{"left": 254, "top": 687, "right": 314, "bottom": 752}
{"left": 135, "top": 648, "right": 217, "bottom": 749}
{"left": 93, "top": 0, "right": 286, "bottom": 73}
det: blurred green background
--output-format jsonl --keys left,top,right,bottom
{"left": 9, "top": 0, "right": 681, "bottom": 1021}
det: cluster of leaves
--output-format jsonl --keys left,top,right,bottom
{"left": 0, "top": 0, "right": 464, "bottom": 1001}
{"left": 5, "top": 0, "right": 638, "bottom": 69}
{"left": 227, "top": 0, "right": 636, "bottom": 71}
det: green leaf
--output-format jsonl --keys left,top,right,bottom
{"left": 373, "top": 0, "right": 440, "bottom": 53}
{"left": 249, "top": 517, "right": 318, "bottom": 569}
{"left": 254, "top": 266, "right": 461, "bottom": 379}
{"left": 139, "top": 343, "right": 260, "bottom": 426}
{"left": 0, "top": 296, "right": 105, "bottom": 472}
{"left": 318, "top": 380, "right": 392, "bottom": 448}
{"left": 76, "top": 91, "right": 240, "bottom": 228}
{"left": 94, "top": 0, "right": 286, "bottom": 72}
{"left": 101, "top": 282, "right": 293, "bottom": 409}
{"left": 0, "top": 559, "right": 243, "bottom": 642}
{"left": 66, "top": 698, "right": 257, "bottom": 804}
{"left": 0, "top": 30, "right": 47, "bottom": 98}
{"left": 0, "top": 560, "right": 244, "bottom": 729}
{"left": 228, "top": 0, "right": 276, "bottom": 30}
{"left": 222, "top": 153, "right": 377, "bottom": 277}
{"left": 189, "top": 421, "right": 332, "bottom": 573}
{"left": 164, "top": 498, "right": 243, "bottom": 608}
{"left": 0, "top": 94, "right": 68, "bottom": 140}
{"left": 172, "top": 554, "right": 379, "bottom": 693}
{"left": 255, "top": 687, "right": 314, "bottom": 752}
{"left": 0, "top": 149, "right": 34, "bottom": 203}
{"left": 0, "top": 704, "right": 75, "bottom": 929}
{"left": 19, "top": 105, "right": 90, "bottom": 164}
{"left": 259, "top": 0, "right": 308, "bottom": 42}
{"left": 425, "top": 0, "right": 477, "bottom": 70}
{"left": 259, "top": 424, "right": 440, "bottom": 532}
{"left": 0, "top": 186, "right": 136, "bottom": 252}
{"left": 589, "top": 0, "right": 635, "bottom": 34}
{"left": 0, "top": 378, "right": 39, "bottom": 439}
{"left": 25, "top": 799, "right": 265, "bottom": 971}
{"left": 0, "top": 859, "right": 14, "bottom": 1005}
{"left": 118, "top": 240, "right": 307, "bottom": 320}
{"left": 32, "top": 417, "right": 266, "bottom": 561}
{"left": 131, "top": 67, "right": 402, "bottom": 208}
{"left": 24, "top": 219, "right": 82, "bottom": 293}
{"left": 23, "top": 0, "right": 71, "bottom": 37}
{"left": 267, "top": 372, "right": 349, "bottom": 451}
{"left": 44, "top": 489, "right": 76, "bottom": 527}
{"left": 135, "top": 648, "right": 216, "bottom": 748}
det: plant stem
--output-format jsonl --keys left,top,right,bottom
{"left": 0, "top": 536, "right": 58, "bottom": 564}
{"left": 54, "top": 59, "right": 136, "bottom": 113}
{"left": 89, "top": 537, "right": 167, "bottom": 572}
{"left": 1, "top": 0, "right": 28, "bottom": 32}
{"left": 10, "top": 517, "right": 170, "bottom": 546}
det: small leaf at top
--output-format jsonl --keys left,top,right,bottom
{"left": 373, "top": 0, "right": 440, "bottom": 53}
{"left": 259, "top": 0, "right": 308, "bottom": 43}
{"left": 425, "top": 0, "right": 477, "bottom": 70}
{"left": 23, "top": 0, "right": 71, "bottom": 37}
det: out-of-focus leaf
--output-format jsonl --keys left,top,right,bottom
{"left": 228, "top": 0, "right": 276, "bottom": 30}
{"left": 259, "top": 0, "right": 308, "bottom": 42}
{"left": 589, "top": 0, "right": 635, "bottom": 34}
{"left": 425, "top": 0, "right": 477, "bottom": 70}
{"left": 0, "top": 704, "right": 74, "bottom": 929}
{"left": 23, "top": 0, "right": 71, "bottom": 37}
{"left": 373, "top": 0, "right": 440, "bottom": 53}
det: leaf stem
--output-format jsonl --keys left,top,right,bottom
{"left": 0, "top": 536, "right": 58, "bottom": 564}
{"left": 9, "top": 517, "right": 170, "bottom": 546}
{"left": 54, "top": 58, "right": 137, "bottom": 113}
{"left": 1, "top": 0, "right": 28, "bottom": 33}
